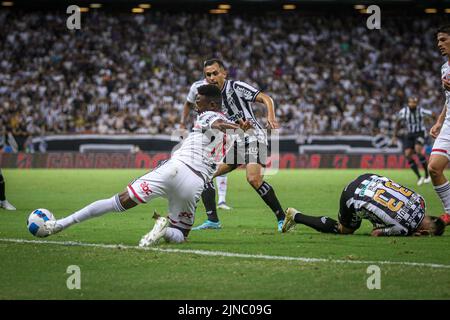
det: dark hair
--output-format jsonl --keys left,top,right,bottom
{"left": 430, "top": 216, "right": 446, "bottom": 236}
{"left": 436, "top": 25, "right": 450, "bottom": 36}
{"left": 203, "top": 58, "right": 226, "bottom": 70}
{"left": 197, "top": 84, "right": 222, "bottom": 107}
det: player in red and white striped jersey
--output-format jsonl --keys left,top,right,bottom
{"left": 38, "top": 85, "right": 251, "bottom": 246}
{"left": 428, "top": 25, "right": 450, "bottom": 226}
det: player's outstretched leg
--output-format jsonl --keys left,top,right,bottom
{"left": 41, "top": 191, "right": 135, "bottom": 237}
{"left": 282, "top": 207, "right": 339, "bottom": 234}
{"left": 246, "top": 164, "right": 285, "bottom": 231}
{"left": 0, "top": 172, "right": 16, "bottom": 211}
{"left": 415, "top": 143, "right": 431, "bottom": 184}
{"left": 418, "top": 154, "right": 431, "bottom": 184}
{"left": 407, "top": 157, "right": 422, "bottom": 185}
{"left": 217, "top": 175, "right": 231, "bottom": 210}
{"left": 193, "top": 182, "right": 221, "bottom": 230}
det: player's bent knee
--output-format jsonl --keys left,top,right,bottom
{"left": 247, "top": 175, "right": 263, "bottom": 188}
{"left": 118, "top": 190, "right": 139, "bottom": 210}
{"left": 428, "top": 162, "right": 444, "bottom": 178}
{"left": 165, "top": 226, "right": 186, "bottom": 243}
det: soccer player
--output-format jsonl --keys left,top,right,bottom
{"left": 428, "top": 25, "right": 450, "bottom": 226}
{"left": 190, "top": 59, "right": 286, "bottom": 231}
{"left": 182, "top": 71, "right": 231, "bottom": 210}
{"left": 281, "top": 173, "right": 446, "bottom": 237}
{"left": 0, "top": 133, "right": 16, "bottom": 210}
{"left": 392, "top": 96, "right": 434, "bottom": 185}
{"left": 0, "top": 168, "right": 16, "bottom": 211}
{"left": 40, "top": 85, "right": 251, "bottom": 246}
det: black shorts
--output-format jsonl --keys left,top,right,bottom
{"left": 402, "top": 132, "right": 425, "bottom": 150}
{"left": 338, "top": 173, "right": 375, "bottom": 230}
{"left": 222, "top": 140, "right": 268, "bottom": 167}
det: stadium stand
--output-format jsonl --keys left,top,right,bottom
{"left": 0, "top": 4, "right": 448, "bottom": 151}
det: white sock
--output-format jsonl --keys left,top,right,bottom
{"left": 216, "top": 175, "right": 228, "bottom": 204}
{"left": 57, "top": 195, "right": 126, "bottom": 229}
{"left": 434, "top": 181, "right": 450, "bottom": 213}
{"left": 164, "top": 227, "right": 185, "bottom": 243}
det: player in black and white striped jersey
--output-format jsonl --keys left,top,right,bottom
{"left": 282, "top": 173, "right": 445, "bottom": 237}
{"left": 185, "top": 59, "right": 286, "bottom": 231}
{"left": 392, "top": 96, "right": 435, "bottom": 186}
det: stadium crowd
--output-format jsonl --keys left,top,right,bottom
{"left": 0, "top": 10, "right": 448, "bottom": 142}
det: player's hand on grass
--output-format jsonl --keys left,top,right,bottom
{"left": 371, "top": 229, "right": 383, "bottom": 237}
{"left": 430, "top": 122, "right": 442, "bottom": 139}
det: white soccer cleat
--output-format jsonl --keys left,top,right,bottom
{"left": 218, "top": 202, "right": 232, "bottom": 210}
{"left": 424, "top": 176, "right": 431, "bottom": 184}
{"left": 0, "top": 200, "right": 16, "bottom": 210}
{"left": 282, "top": 208, "right": 298, "bottom": 233}
{"left": 41, "top": 220, "right": 63, "bottom": 237}
{"left": 139, "top": 216, "right": 169, "bottom": 247}
{"left": 417, "top": 177, "right": 425, "bottom": 186}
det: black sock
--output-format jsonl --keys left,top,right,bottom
{"left": 294, "top": 212, "right": 339, "bottom": 233}
{"left": 418, "top": 155, "right": 429, "bottom": 178}
{"left": 408, "top": 158, "right": 421, "bottom": 179}
{"left": 0, "top": 174, "right": 5, "bottom": 201}
{"left": 201, "top": 182, "right": 219, "bottom": 222}
{"left": 256, "top": 182, "right": 285, "bottom": 221}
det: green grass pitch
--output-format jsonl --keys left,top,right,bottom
{"left": 0, "top": 168, "right": 449, "bottom": 299}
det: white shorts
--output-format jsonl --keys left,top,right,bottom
{"left": 431, "top": 125, "right": 450, "bottom": 160}
{"left": 127, "top": 159, "right": 204, "bottom": 231}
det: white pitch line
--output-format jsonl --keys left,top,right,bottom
{"left": 1, "top": 238, "right": 450, "bottom": 269}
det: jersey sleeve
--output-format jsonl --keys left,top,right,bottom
{"left": 396, "top": 108, "right": 405, "bottom": 121}
{"left": 375, "top": 225, "right": 408, "bottom": 236}
{"left": 233, "top": 81, "right": 260, "bottom": 102}
{"left": 186, "top": 83, "right": 199, "bottom": 104}
{"left": 197, "top": 111, "right": 225, "bottom": 130}
{"left": 442, "top": 64, "right": 449, "bottom": 90}
{"left": 420, "top": 108, "right": 433, "bottom": 117}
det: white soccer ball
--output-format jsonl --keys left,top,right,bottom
{"left": 27, "top": 208, "right": 55, "bottom": 237}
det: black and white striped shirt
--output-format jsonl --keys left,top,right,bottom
{"left": 221, "top": 79, "right": 266, "bottom": 144}
{"left": 186, "top": 79, "right": 267, "bottom": 144}
{"left": 349, "top": 174, "right": 426, "bottom": 236}
{"left": 397, "top": 106, "right": 433, "bottom": 134}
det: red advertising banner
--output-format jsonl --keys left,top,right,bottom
{"left": 0, "top": 152, "right": 421, "bottom": 169}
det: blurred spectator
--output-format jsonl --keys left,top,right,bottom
{"left": 0, "top": 10, "right": 447, "bottom": 141}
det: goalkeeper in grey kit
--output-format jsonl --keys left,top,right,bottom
{"left": 282, "top": 173, "right": 445, "bottom": 237}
